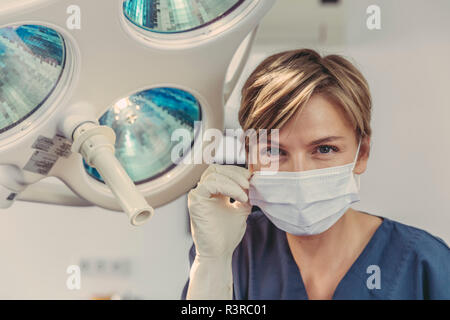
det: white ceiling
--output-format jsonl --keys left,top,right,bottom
{"left": 255, "top": 0, "right": 347, "bottom": 46}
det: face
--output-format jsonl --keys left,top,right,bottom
{"left": 249, "top": 94, "right": 370, "bottom": 174}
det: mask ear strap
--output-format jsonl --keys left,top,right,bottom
{"left": 352, "top": 138, "right": 362, "bottom": 190}
{"left": 354, "top": 173, "right": 361, "bottom": 189}
{"left": 352, "top": 138, "right": 362, "bottom": 170}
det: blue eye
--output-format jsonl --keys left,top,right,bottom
{"left": 317, "top": 145, "right": 338, "bottom": 154}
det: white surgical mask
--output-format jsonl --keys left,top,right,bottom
{"left": 249, "top": 140, "right": 362, "bottom": 236}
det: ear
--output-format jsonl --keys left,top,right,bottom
{"left": 354, "top": 136, "right": 370, "bottom": 174}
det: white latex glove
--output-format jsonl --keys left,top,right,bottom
{"left": 186, "top": 164, "right": 252, "bottom": 300}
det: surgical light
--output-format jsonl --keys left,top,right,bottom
{"left": 83, "top": 87, "right": 201, "bottom": 184}
{"left": 0, "top": 25, "right": 65, "bottom": 134}
{"left": 123, "top": 0, "right": 246, "bottom": 33}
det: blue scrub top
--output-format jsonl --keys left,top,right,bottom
{"left": 181, "top": 207, "right": 450, "bottom": 300}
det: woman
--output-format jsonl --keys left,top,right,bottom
{"left": 181, "top": 49, "right": 449, "bottom": 300}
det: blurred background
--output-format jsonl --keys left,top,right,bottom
{"left": 0, "top": 0, "right": 449, "bottom": 299}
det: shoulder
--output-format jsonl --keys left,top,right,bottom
{"left": 384, "top": 217, "right": 449, "bottom": 256}
{"left": 382, "top": 217, "right": 450, "bottom": 299}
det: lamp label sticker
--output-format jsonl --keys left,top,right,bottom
{"left": 23, "top": 134, "right": 73, "bottom": 175}
{"left": 23, "top": 150, "right": 59, "bottom": 175}
{"left": 31, "top": 134, "right": 72, "bottom": 158}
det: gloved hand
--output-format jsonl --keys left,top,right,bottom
{"left": 188, "top": 164, "right": 252, "bottom": 258}
{"left": 186, "top": 164, "right": 252, "bottom": 299}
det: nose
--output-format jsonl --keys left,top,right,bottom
{"left": 289, "top": 153, "right": 309, "bottom": 172}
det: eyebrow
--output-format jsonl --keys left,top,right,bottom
{"left": 307, "top": 136, "right": 345, "bottom": 146}
{"left": 267, "top": 135, "right": 344, "bottom": 148}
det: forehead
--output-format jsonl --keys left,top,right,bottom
{"left": 279, "top": 94, "right": 354, "bottom": 144}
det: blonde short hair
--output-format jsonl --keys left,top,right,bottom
{"left": 238, "top": 49, "right": 372, "bottom": 151}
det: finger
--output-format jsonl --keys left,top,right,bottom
{"left": 234, "top": 200, "right": 252, "bottom": 216}
{"left": 205, "top": 173, "right": 249, "bottom": 203}
{"left": 213, "top": 165, "right": 251, "bottom": 190}
{"left": 196, "top": 172, "right": 248, "bottom": 203}
{"left": 198, "top": 165, "right": 251, "bottom": 190}
{"left": 198, "top": 164, "right": 218, "bottom": 182}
